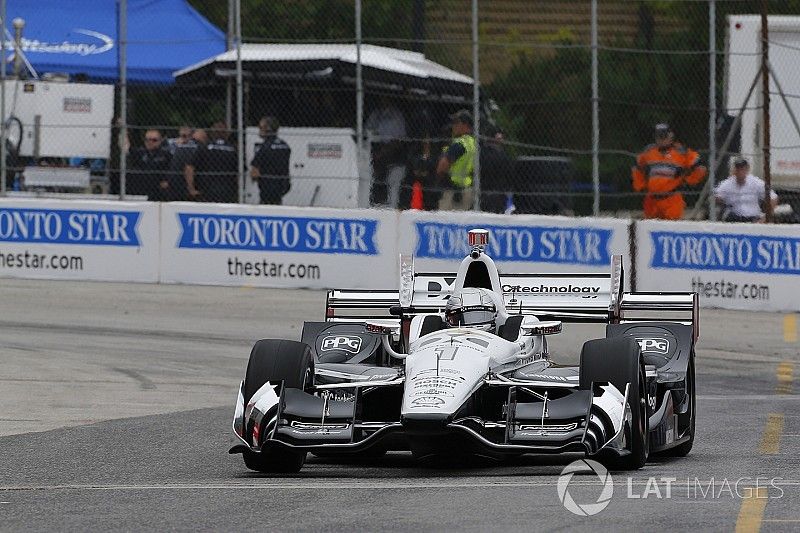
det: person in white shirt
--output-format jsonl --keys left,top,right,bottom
{"left": 714, "top": 157, "right": 778, "bottom": 222}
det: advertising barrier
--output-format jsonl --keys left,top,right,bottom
{"left": 398, "top": 210, "right": 632, "bottom": 287}
{"left": 159, "top": 203, "right": 398, "bottom": 289}
{"left": 0, "top": 198, "right": 159, "bottom": 282}
{"left": 636, "top": 219, "right": 800, "bottom": 312}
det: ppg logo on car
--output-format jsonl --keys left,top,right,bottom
{"left": 637, "top": 338, "right": 669, "bottom": 354}
{"left": 321, "top": 335, "right": 362, "bottom": 353}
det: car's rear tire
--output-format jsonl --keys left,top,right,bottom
{"left": 659, "top": 353, "right": 695, "bottom": 457}
{"left": 580, "top": 337, "right": 648, "bottom": 471}
{"left": 242, "top": 339, "right": 313, "bottom": 473}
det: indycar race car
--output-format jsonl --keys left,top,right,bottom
{"left": 230, "top": 229, "right": 698, "bottom": 472}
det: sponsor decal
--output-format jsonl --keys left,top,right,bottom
{"left": 410, "top": 396, "right": 445, "bottom": 407}
{"left": 22, "top": 29, "right": 114, "bottom": 56}
{"left": 521, "top": 373, "right": 576, "bottom": 381}
{"left": 307, "top": 143, "right": 343, "bottom": 158}
{"left": 176, "top": 213, "right": 378, "bottom": 255}
{"left": 637, "top": 338, "right": 670, "bottom": 354}
{"left": 321, "top": 335, "right": 362, "bottom": 354}
{"left": 415, "top": 222, "right": 612, "bottom": 265}
{"left": 650, "top": 230, "right": 800, "bottom": 275}
{"left": 502, "top": 284, "right": 601, "bottom": 295}
{"left": 0, "top": 207, "right": 140, "bottom": 246}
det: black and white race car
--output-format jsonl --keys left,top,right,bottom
{"left": 230, "top": 229, "right": 698, "bottom": 472}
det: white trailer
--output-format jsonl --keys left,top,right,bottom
{"left": 3, "top": 79, "right": 114, "bottom": 159}
{"left": 725, "top": 15, "right": 800, "bottom": 187}
{"left": 244, "top": 127, "right": 370, "bottom": 209}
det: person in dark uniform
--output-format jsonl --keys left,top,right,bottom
{"left": 250, "top": 116, "right": 291, "bottom": 205}
{"left": 166, "top": 128, "right": 204, "bottom": 201}
{"left": 479, "top": 127, "right": 515, "bottom": 213}
{"left": 186, "top": 123, "right": 238, "bottom": 203}
{"left": 127, "top": 129, "right": 171, "bottom": 200}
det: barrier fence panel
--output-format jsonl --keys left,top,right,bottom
{"left": 5, "top": 1, "right": 800, "bottom": 230}
{"left": 0, "top": 198, "right": 159, "bottom": 282}
{"left": 398, "top": 209, "right": 632, "bottom": 288}
{"left": 635, "top": 218, "right": 800, "bottom": 312}
{"left": 159, "top": 203, "right": 398, "bottom": 289}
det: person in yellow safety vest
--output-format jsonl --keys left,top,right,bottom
{"left": 436, "top": 109, "right": 477, "bottom": 211}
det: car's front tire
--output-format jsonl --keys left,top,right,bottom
{"left": 242, "top": 339, "right": 313, "bottom": 474}
{"left": 580, "top": 336, "right": 649, "bottom": 471}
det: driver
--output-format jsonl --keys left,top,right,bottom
{"left": 445, "top": 287, "right": 498, "bottom": 332}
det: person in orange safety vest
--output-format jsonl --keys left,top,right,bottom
{"left": 632, "top": 123, "right": 707, "bottom": 219}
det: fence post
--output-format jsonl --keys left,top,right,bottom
{"left": 761, "top": 0, "right": 772, "bottom": 222}
{"left": 472, "top": 0, "right": 481, "bottom": 211}
{"left": 355, "top": 0, "right": 365, "bottom": 207}
{"left": 118, "top": 0, "right": 127, "bottom": 200}
{"left": 225, "top": 0, "right": 234, "bottom": 129}
{"left": 708, "top": 0, "right": 717, "bottom": 221}
{"left": 0, "top": 0, "right": 6, "bottom": 196}
{"left": 591, "top": 0, "right": 599, "bottom": 217}
{"left": 235, "top": 0, "right": 244, "bottom": 204}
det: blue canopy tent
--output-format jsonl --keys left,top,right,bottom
{"left": 7, "top": 0, "right": 225, "bottom": 84}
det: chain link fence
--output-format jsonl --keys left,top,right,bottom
{"left": 4, "top": 0, "right": 800, "bottom": 222}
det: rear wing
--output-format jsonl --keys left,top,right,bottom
{"left": 325, "top": 255, "right": 698, "bottom": 341}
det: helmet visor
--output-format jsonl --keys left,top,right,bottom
{"left": 446, "top": 308, "right": 495, "bottom": 327}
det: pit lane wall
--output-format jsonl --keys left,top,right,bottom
{"left": 635, "top": 219, "right": 800, "bottom": 312}
{"left": 2, "top": 197, "right": 799, "bottom": 312}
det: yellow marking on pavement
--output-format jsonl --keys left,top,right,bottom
{"left": 759, "top": 414, "right": 784, "bottom": 455}
{"left": 735, "top": 487, "right": 769, "bottom": 533}
{"left": 776, "top": 362, "right": 793, "bottom": 395}
{"left": 784, "top": 314, "right": 797, "bottom": 343}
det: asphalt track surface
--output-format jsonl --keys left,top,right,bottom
{"left": 1, "top": 279, "right": 798, "bottom": 531}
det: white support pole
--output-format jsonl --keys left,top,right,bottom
{"left": 118, "top": 0, "right": 127, "bottom": 200}
{"left": 472, "top": 0, "right": 481, "bottom": 211}
{"left": 591, "top": 0, "right": 599, "bottom": 217}
{"left": 708, "top": 0, "right": 717, "bottom": 221}
{"left": 355, "top": 0, "right": 364, "bottom": 205}
{"left": 0, "top": 0, "right": 6, "bottom": 196}
{"left": 235, "top": 0, "right": 244, "bottom": 204}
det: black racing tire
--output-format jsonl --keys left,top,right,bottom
{"left": 580, "top": 336, "right": 649, "bottom": 471}
{"left": 241, "top": 339, "right": 313, "bottom": 473}
{"left": 243, "top": 339, "right": 313, "bottom": 405}
{"left": 659, "top": 353, "right": 695, "bottom": 457}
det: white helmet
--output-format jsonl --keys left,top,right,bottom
{"left": 445, "top": 287, "right": 497, "bottom": 332}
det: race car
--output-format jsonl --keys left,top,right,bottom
{"left": 229, "top": 229, "right": 698, "bottom": 472}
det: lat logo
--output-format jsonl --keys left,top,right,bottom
{"left": 637, "top": 338, "right": 669, "bottom": 354}
{"left": 321, "top": 335, "right": 362, "bottom": 353}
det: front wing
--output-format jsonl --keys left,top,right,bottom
{"left": 229, "top": 374, "right": 635, "bottom": 460}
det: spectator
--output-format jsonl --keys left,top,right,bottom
{"left": 186, "top": 123, "right": 238, "bottom": 203}
{"left": 366, "top": 96, "right": 407, "bottom": 208}
{"left": 436, "top": 110, "right": 476, "bottom": 211}
{"left": 183, "top": 129, "right": 208, "bottom": 200}
{"left": 632, "top": 123, "right": 706, "bottom": 219}
{"left": 715, "top": 157, "right": 778, "bottom": 223}
{"left": 250, "top": 116, "right": 291, "bottom": 205}
{"left": 127, "top": 129, "right": 171, "bottom": 200}
{"left": 479, "top": 127, "right": 515, "bottom": 213}
{"left": 165, "top": 127, "right": 201, "bottom": 201}
{"left": 166, "top": 126, "right": 193, "bottom": 155}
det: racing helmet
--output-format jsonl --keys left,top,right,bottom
{"left": 445, "top": 287, "right": 497, "bottom": 332}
